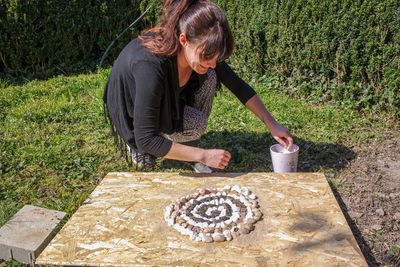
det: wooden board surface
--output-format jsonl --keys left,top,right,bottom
{"left": 36, "top": 172, "right": 367, "bottom": 266}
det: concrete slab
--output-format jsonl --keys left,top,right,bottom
{"left": 36, "top": 172, "right": 367, "bottom": 266}
{"left": 0, "top": 205, "right": 66, "bottom": 264}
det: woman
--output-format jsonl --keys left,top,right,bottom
{"left": 103, "top": 0, "right": 293, "bottom": 172}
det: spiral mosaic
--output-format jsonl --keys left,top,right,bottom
{"left": 164, "top": 185, "right": 262, "bottom": 242}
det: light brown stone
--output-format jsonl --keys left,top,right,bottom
{"left": 239, "top": 227, "right": 250, "bottom": 234}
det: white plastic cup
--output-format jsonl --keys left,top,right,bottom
{"left": 270, "top": 144, "right": 299, "bottom": 173}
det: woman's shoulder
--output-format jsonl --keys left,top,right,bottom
{"left": 121, "top": 37, "right": 168, "bottom": 65}
{"left": 112, "top": 37, "right": 175, "bottom": 79}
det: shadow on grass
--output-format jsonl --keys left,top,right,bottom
{"left": 198, "top": 130, "right": 357, "bottom": 173}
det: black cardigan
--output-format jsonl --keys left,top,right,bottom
{"left": 103, "top": 38, "right": 256, "bottom": 157}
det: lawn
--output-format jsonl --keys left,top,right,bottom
{"left": 0, "top": 69, "right": 398, "bottom": 266}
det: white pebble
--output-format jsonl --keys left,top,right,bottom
{"left": 244, "top": 213, "right": 254, "bottom": 221}
{"left": 232, "top": 205, "right": 240, "bottom": 212}
{"left": 212, "top": 232, "right": 226, "bottom": 242}
{"left": 241, "top": 187, "right": 249, "bottom": 196}
{"left": 223, "top": 230, "right": 232, "bottom": 241}
{"left": 173, "top": 224, "right": 181, "bottom": 232}
{"left": 230, "top": 194, "right": 239, "bottom": 200}
{"left": 165, "top": 206, "right": 172, "bottom": 214}
{"left": 182, "top": 228, "right": 191, "bottom": 236}
{"left": 189, "top": 232, "right": 198, "bottom": 240}
{"left": 232, "top": 185, "right": 241, "bottom": 193}
{"left": 220, "top": 209, "right": 226, "bottom": 217}
{"left": 199, "top": 233, "right": 205, "bottom": 240}
{"left": 224, "top": 185, "right": 231, "bottom": 190}
{"left": 232, "top": 214, "right": 239, "bottom": 222}
{"left": 249, "top": 194, "right": 256, "bottom": 200}
{"left": 164, "top": 211, "right": 170, "bottom": 221}
{"left": 247, "top": 206, "right": 252, "bottom": 214}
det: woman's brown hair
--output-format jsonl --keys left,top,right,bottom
{"left": 139, "top": 0, "right": 234, "bottom": 62}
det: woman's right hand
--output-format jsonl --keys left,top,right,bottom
{"left": 202, "top": 149, "right": 231, "bottom": 169}
{"left": 165, "top": 143, "right": 230, "bottom": 169}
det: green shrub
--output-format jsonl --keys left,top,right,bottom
{"left": 0, "top": 0, "right": 156, "bottom": 79}
{"left": 219, "top": 0, "right": 399, "bottom": 114}
{"left": 1, "top": 0, "right": 399, "bottom": 114}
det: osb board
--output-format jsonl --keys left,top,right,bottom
{"left": 36, "top": 172, "right": 367, "bottom": 266}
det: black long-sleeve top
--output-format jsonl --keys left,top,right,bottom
{"left": 103, "top": 37, "right": 256, "bottom": 157}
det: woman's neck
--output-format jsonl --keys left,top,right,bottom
{"left": 177, "top": 49, "right": 193, "bottom": 87}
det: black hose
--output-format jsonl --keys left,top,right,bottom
{"left": 98, "top": 5, "right": 152, "bottom": 69}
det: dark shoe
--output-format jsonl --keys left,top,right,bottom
{"left": 184, "top": 162, "right": 218, "bottom": 173}
{"left": 127, "top": 145, "right": 156, "bottom": 169}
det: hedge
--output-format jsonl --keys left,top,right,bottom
{"left": 1, "top": 0, "right": 399, "bottom": 114}
{"left": 219, "top": 0, "right": 400, "bottom": 114}
{"left": 0, "top": 0, "right": 156, "bottom": 79}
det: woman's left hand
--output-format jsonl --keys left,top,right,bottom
{"left": 268, "top": 122, "right": 293, "bottom": 148}
{"left": 244, "top": 94, "right": 294, "bottom": 148}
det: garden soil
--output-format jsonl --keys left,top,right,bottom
{"left": 334, "top": 133, "right": 400, "bottom": 266}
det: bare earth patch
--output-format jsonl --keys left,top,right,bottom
{"left": 335, "top": 133, "right": 400, "bottom": 266}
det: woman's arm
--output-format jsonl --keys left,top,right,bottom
{"left": 216, "top": 62, "right": 293, "bottom": 148}
{"left": 245, "top": 94, "right": 293, "bottom": 148}
{"left": 164, "top": 142, "right": 231, "bottom": 169}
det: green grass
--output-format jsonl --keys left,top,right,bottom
{"left": 0, "top": 68, "right": 396, "bottom": 239}
{"left": 0, "top": 70, "right": 127, "bottom": 225}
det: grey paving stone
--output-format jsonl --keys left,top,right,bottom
{"left": 0, "top": 205, "right": 66, "bottom": 264}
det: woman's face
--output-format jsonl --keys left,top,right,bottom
{"left": 179, "top": 33, "right": 218, "bottom": 74}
